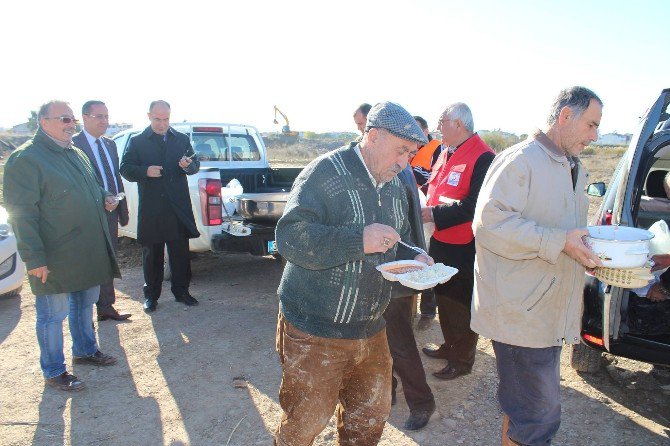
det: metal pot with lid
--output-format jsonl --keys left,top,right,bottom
{"left": 585, "top": 226, "right": 654, "bottom": 269}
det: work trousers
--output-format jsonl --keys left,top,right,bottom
{"left": 274, "top": 313, "right": 392, "bottom": 446}
{"left": 97, "top": 209, "right": 118, "bottom": 311}
{"left": 142, "top": 237, "right": 191, "bottom": 299}
{"left": 383, "top": 296, "right": 435, "bottom": 411}
{"left": 435, "top": 272, "right": 478, "bottom": 369}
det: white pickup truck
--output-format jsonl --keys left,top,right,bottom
{"left": 112, "top": 122, "right": 301, "bottom": 257}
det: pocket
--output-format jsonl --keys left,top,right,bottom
{"left": 51, "top": 227, "right": 82, "bottom": 249}
{"left": 283, "top": 320, "right": 314, "bottom": 342}
{"left": 46, "top": 188, "right": 71, "bottom": 206}
{"left": 522, "top": 275, "right": 558, "bottom": 312}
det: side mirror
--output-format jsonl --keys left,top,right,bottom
{"left": 586, "top": 182, "right": 606, "bottom": 197}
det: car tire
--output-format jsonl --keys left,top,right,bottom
{"left": 569, "top": 342, "right": 602, "bottom": 373}
{"left": 1, "top": 285, "right": 22, "bottom": 297}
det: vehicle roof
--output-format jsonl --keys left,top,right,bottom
{"left": 113, "top": 122, "right": 261, "bottom": 137}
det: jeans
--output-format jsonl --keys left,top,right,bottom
{"left": 492, "top": 341, "right": 562, "bottom": 446}
{"left": 35, "top": 286, "right": 100, "bottom": 379}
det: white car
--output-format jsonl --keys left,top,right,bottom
{"left": 0, "top": 206, "right": 25, "bottom": 297}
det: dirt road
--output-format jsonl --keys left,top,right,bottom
{"left": 0, "top": 246, "right": 669, "bottom": 445}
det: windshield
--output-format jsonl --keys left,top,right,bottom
{"left": 191, "top": 132, "right": 261, "bottom": 162}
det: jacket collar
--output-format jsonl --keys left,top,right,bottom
{"left": 141, "top": 125, "right": 176, "bottom": 140}
{"left": 34, "top": 128, "right": 72, "bottom": 152}
{"left": 532, "top": 129, "right": 577, "bottom": 164}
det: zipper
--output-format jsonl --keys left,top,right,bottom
{"left": 527, "top": 277, "right": 556, "bottom": 311}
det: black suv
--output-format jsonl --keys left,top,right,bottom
{"left": 570, "top": 89, "right": 670, "bottom": 372}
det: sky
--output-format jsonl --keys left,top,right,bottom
{"left": 1, "top": 0, "right": 668, "bottom": 136}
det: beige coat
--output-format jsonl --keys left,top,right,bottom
{"left": 470, "top": 132, "right": 589, "bottom": 348}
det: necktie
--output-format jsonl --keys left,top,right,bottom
{"left": 95, "top": 139, "right": 117, "bottom": 194}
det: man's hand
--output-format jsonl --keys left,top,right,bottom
{"left": 414, "top": 253, "right": 435, "bottom": 266}
{"left": 178, "top": 156, "right": 192, "bottom": 169}
{"left": 363, "top": 223, "right": 400, "bottom": 254}
{"left": 421, "top": 206, "right": 434, "bottom": 223}
{"left": 564, "top": 228, "right": 603, "bottom": 269}
{"left": 651, "top": 254, "right": 670, "bottom": 272}
{"left": 147, "top": 165, "right": 163, "bottom": 177}
{"left": 647, "top": 282, "right": 669, "bottom": 302}
{"left": 104, "top": 196, "right": 119, "bottom": 212}
{"left": 28, "top": 266, "right": 49, "bottom": 284}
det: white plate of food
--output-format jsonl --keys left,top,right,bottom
{"left": 377, "top": 261, "right": 459, "bottom": 290}
{"left": 376, "top": 260, "right": 428, "bottom": 282}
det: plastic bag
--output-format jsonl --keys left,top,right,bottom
{"left": 648, "top": 219, "right": 670, "bottom": 255}
{"left": 418, "top": 188, "right": 435, "bottom": 246}
{"left": 221, "top": 178, "right": 243, "bottom": 217}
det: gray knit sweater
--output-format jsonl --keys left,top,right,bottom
{"left": 276, "top": 143, "right": 413, "bottom": 339}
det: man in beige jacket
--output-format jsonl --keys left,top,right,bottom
{"left": 471, "top": 86, "right": 603, "bottom": 446}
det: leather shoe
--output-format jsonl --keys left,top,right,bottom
{"left": 422, "top": 344, "right": 449, "bottom": 359}
{"left": 404, "top": 403, "right": 435, "bottom": 431}
{"left": 73, "top": 350, "right": 117, "bottom": 366}
{"left": 98, "top": 307, "right": 131, "bottom": 321}
{"left": 144, "top": 298, "right": 157, "bottom": 312}
{"left": 175, "top": 293, "right": 199, "bottom": 306}
{"left": 46, "top": 372, "right": 86, "bottom": 391}
{"left": 432, "top": 364, "right": 471, "bottom": 380}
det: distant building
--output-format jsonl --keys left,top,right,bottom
{"left": 595, "top": 132, "right": 632, "bottom": 146}
{"left": 106, "top": 123, "right": 133, "bottom": 137}
{"left": 11, "top": 123, "right": 32, "bottom": 135}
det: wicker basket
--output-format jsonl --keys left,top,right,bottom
{"left": 594, "top": 266, "right": 654, "bottom": 289}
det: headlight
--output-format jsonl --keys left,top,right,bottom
{"left": 0, "top": 253, "right": 15, "bottom": 277}
{"left": 0, "top": 224, "right": 10, "bottom": 238}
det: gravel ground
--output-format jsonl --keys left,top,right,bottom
{"left": 0, "top": 247, "right": 668, "bottom": 445}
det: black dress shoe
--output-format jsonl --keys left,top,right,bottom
{"left": 144, "top": 298, "right": 157, "bottom": 312}
{"left": 422, "top": 344, "right": 449, "bottom": 359}
{"left": 433, "top": 364, "right": 471, "bottom": 380}
{"left": 404, "top": 403, "right": 435, "bottom": 431}
{"left": 175, "top": 293, "right": 199, "bottom": 306}
{"left": 97, "top": 307, "right": 132, "bottom": 321}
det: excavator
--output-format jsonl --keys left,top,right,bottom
{"left": 273, "top": 105, "right": 299, "bottom": 139}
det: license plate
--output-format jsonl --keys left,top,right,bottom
{"left": 267, "top": 240, "right": 278, "bottom": 254}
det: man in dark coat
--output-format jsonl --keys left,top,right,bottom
{"left": 73, "top": 100, "right": 131, "bottom": 321}
{"left": 120, "top": 100, "right": 200, "bottom": 312}
{"left": 4, "top": 100, "right": 120, "bottom": 391}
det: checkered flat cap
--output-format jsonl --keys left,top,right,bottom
{"left": 365, "top": 102, "right": 428, "bottom": 145}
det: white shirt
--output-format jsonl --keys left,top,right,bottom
{"left": 83, "top": 129, "right": 118, "bottom": 192}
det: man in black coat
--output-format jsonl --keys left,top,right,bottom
{"left": 120, "top": 100, "right": 200, "bottom": 312}
{"left": 73, "top": 100, "right": 131, "bottom": 321}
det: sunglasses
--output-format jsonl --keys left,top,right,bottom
{"left": 45, "top": 116, "right": 79, "bottom": 124}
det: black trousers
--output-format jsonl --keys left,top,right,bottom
{"left": 97, "top": 209, "right": 119, "bottom": 311}
{"left": 142, "top": 237, "right": 191, "bottom": 299}
{"left": 435, "top": 273, "right": 478, "bottom": 370}
{"left": 383, "top": 296, "right": 435, "bottom": 411}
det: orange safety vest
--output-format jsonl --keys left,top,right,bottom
{"left": 410, "top": 139, "right": 442, "bottom": 171}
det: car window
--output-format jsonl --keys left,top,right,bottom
{"left": 191, "top": 132, "right": 260, "bottom": 162}
{"left": 113, "top": 132, "right": 132, "bottom": 154}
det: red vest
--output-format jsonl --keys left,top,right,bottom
{"left": 426, "top": 134, "right": 494, "bottom": 244}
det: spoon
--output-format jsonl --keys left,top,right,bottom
{"left": 398, "top": 240, "right": 428, "bottom": 257}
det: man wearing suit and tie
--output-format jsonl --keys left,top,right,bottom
{"left": 73, "top": 100, "right": 131, "bottom": 322}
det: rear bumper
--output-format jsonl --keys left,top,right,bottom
{"left": 211, "top": 224, "right": 276, "bottom": 256}
{"left": 581, "top": 331, "right": 670, "bottom": 366}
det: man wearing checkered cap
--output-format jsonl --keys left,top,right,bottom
{"left": 274, "top": 102, "right": 434, "bottom": 445}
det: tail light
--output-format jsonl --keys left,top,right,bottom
{"left": 198, "top": 179, "right": 222, "bottom": 225}
{"left": 583, "top": 333, "right": 604, "bottom": 346}
{"left": 604, "top": 210, "right": 613, "bottom": 225}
